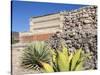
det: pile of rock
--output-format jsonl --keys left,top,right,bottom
{"left": 47, "top": 6, "right": 97, "bottom": 69}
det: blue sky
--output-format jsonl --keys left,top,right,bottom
{"left": 12, "top": 1, "right": 88, "bottom": 32}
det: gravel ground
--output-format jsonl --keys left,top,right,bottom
{"left": 12, "top": 45, "right": 39, "bottom": 75}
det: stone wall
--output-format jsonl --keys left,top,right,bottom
{"left": 63, "top": 6, "right": 97, "bottom": 69}
{"left": 62, "top": 6, "right": 97, "bottom": 52}
{"left": 48, "top": 6, "right": 97, "bottom": 69}
{"left": 30, "top": 13, "right": 61, "bottom": 33}
{"left": 20, "top": 33, "right": 54, "bottom": 43}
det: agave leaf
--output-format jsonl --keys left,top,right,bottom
{"left": 75, "top": 61, "right": 83, "bottom": 71}
{"left": 40, "top": 61, "right": 54, "bottom": 73}
{"left": 52, "top": 62, "right": 59, "bottom": 72}
{"left": 50, "top": 49, "right": 56, "bottom": 55}
{"left": 57, "top": 51, "right": 69, "bottom": 71}
{"left": 62, "top": 46, "right": 69, "bottom": 69}
{"left": 71, "top": 48, "right": 82, "bottom": 71}
{"left": 52, "top": 54, "right": 57, "bottom": 64}
{"left": 41, "top": 68, "right": 46, "bottom": 73}
{"left": 62, "top": 45, "right": 68, "bottom": 57}
{"left": 69, "top": 53, "right": 73, "bottom": 63}
{"left": 50, "top": 49, "right": 57, "bottom": 63}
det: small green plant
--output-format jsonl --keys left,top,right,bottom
{"left": 51, "top": 47, "right": 84, "bottom": 71}
{"left": 21, "top": 41, "right": 53, "bottom": 72}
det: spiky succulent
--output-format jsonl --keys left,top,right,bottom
{"left": 21, "top": 41, "right": 52, "bottom": 71}
{"left": 50, "top": 47, "right": 92, "bottom": 72}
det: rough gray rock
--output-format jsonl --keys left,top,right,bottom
{"left": 47, "top": 6, "right": 97, "bottom": 69}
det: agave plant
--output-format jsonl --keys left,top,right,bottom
{"left": 21, "top": 41, "right": 53, "bottom": 72}
{"left": 50, "top": 46, "right": 92, "bottom": 72}
{"left": 42, "top": 46, "right": 92, "bottom": 72}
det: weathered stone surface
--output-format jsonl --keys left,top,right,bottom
{"left": 47, "top": 6, "right": 97, "bottom": 69}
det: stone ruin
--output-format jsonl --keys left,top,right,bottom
{"left": 47, "top": 5, "right": 97, "bottom": 69}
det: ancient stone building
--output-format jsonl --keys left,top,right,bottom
{"left": 19, "top": 12, "right": 64, "bottom": 43}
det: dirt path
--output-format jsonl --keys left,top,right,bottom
{"left": 12, "top": 47, "right": 39, "bottom": 75}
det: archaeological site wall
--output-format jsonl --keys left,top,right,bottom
{"left": 63, "top": 6, "right": 97, "bottom": 69}
{"left": 48, "top": 6, "right": 97, "bottom": 69}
